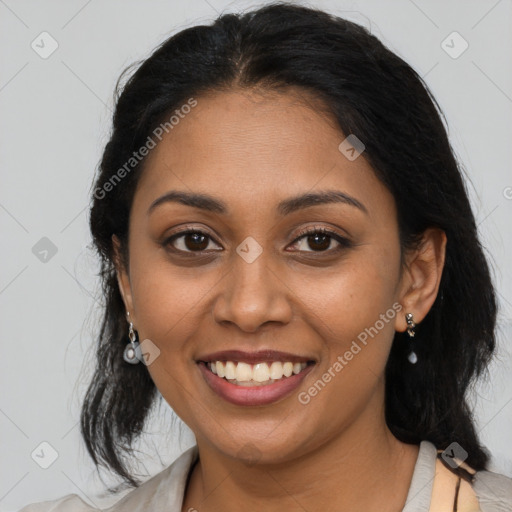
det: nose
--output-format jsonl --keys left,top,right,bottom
{"left": 212, "top": 248, "right": 293, "bottom": 333}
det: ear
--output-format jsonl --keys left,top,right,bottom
{"left": 395, "top": 227, "right": 447, "bottom": 332}
{"left": 112, "top": 234, "right": 136, "bottom": 323}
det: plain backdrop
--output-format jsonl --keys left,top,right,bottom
{"left": 1, "top": 0, "right": 511, "bottom": 510}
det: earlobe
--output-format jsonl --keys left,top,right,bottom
{"left": 112, "top": 234, "right": 135, "bottom": 320}
{"left": 395, "top": 227, "right": 447, "bottom": 332}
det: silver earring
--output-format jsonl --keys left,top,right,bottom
{"left": 123, "top": 312, "right": 141, "bottom": 364}
{"left": 405, "top": 313, "right": 417, "bottom": 364}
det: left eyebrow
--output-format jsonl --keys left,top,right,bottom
{"left": 277, "top": 190, "right": 368, "bottom": 216}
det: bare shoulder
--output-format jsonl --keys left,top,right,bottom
{"left": 431, "top": 458, "right": 480, "bottom": 511}
{"left": 431, "top": 447, "right": 512, "bottom": 511}
{"left": 18, "top": 494, "right": 99, "bottom": 512}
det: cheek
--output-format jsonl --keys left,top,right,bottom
{"left": 295, "top": 241, "right": 402, "bottom": 378}
{"left": 126, "top": 252, "right": 213, "bottom": 419}
{"left": 127, "top": 247, "right": 216, "bottom": 355}
{"left": 288, "top": 262, "right": 400, "bottom": 439}
{"left": 303, "top": 248, "right": 400, "bottom": 330}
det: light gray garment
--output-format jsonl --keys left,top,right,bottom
{"left": 18, "top": 441, "right": 512, "bottom": 511}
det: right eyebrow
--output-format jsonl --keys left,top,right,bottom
{"left": 147, "top": 191, "right": 228, "bottom": 216}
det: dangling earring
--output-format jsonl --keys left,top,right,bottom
{"left": 405, "top": 313, "right": 417, "bottom": 364}
{"left": 123, "top": 312, "right": 141, "bottom": 364}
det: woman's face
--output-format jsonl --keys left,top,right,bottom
{"left": 116, "top": 88, "right": 409, "bottom": 463}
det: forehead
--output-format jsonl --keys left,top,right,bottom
{"left": 133, "top": 88, "right": 392, "bottom": 218}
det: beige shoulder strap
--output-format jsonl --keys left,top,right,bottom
{"left": 429, "top": 457, "right": 481, "bottom": 512}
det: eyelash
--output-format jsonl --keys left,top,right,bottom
{"left": 163, "top": 226, "right": 352, "bottom": 256}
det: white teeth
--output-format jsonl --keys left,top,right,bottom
{"left": 235, "top": 362, "right": 252, "bottom": 382}
{"left": 253, "top": 363, "right": 269, "bottom": 382}
{"left": 216, "top": 361, "right": 225, "bottom": 378}
{"left": 269, "top": 361, "right": 284, "bottom": 380}
{"left": 283, "top": 362, "right": 293, "bottom": 377}
{"left": 224, "top": 361, "right": 236, "bottom": 380}
{"left": 206, "top": 360, "right": 308, "bottom": 385}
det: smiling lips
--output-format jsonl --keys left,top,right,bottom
{"left": 208, "top": 360, "right": 309, "bottom": 386}
{"left": 196, "top": 349, "right": 315, "bottom": 405}
{"left": 197, "top": 349, "right": 314, "bottom": 386}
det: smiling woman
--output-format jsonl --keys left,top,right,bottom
{"left": 19, "top": 2, "right": 512, "bottom": 512}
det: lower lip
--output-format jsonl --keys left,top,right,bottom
{"left": 197, "top": 362, "right": 315, "bottom": 406}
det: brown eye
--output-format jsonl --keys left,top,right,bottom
{"left": 183, "top": 232, "right": 209, "bottom": 251}
{"left": 304, "top": 232, "right": 331, "bottom": 251}
{"left": 165, "top": 230, "right": 222, "bottom": 253}
{"left": 289, "top": 228, "right": 351, "bottom": 253}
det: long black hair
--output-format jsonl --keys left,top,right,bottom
{"left": 83, "top": 1, "right": 497, "bottom": 489}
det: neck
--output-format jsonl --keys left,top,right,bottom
{"left": 182, "top": 386, "right": 419, "bottom": 512}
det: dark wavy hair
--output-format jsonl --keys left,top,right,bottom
{"left": 83, "top": 1, "right": 497, "bottom": 490}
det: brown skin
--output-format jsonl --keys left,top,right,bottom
{"left": 113, "top": 88, "right": 446, "bottom": 512}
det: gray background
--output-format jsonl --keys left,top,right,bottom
{"left": 1, "top": 0, "right": 511, "bottom": 510}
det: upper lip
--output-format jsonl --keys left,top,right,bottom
{"left": 196, "top": 350, "right": 315, "bottom": 364}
